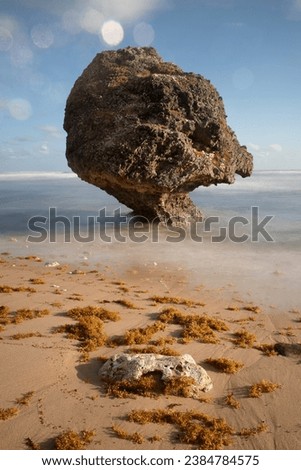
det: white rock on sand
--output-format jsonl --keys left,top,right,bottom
{"left": 99, "top": 353, "right": 213, "bottom": 397}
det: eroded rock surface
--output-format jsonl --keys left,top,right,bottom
{"left": 98, "top": 353, "right": 213, "bottom": 397}
{"left": 64, "top": 47, "right": 253, "bottom": 225}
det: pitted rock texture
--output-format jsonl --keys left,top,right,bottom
{"left": 64, "top": 47, "right": 253, "bottom": 225}
{"left": 98, "top": 353, "right": 213, "bottom": 397}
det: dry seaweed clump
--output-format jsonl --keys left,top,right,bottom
{"left": 68, "top": 294, "right": 83, "bottom": 301}
{"left": 152, "top": 335, "right": 175, "bottom": 346}
{"left": 22, "top": 255, "right": 42, "bottom": 262}
{"left": 11, "top": 308, "right": 49, "bottom": 324}
{"left": 205, "top": 357, "right": 244, "bottom": 374}
{"left": 0, "top": 305, "right": 10, "bottom": 326}
{"left": 226, "top": 306, "right": 241, "bottom": 312}
{"left": 123, "top": 322, "right": 166, "bottom": 345}
{"left": 111, "top": 425, "right": 144, "bottom": 444}
{"left": 0, "top": 407, "right": 19, "bottom": 421}
{"left": 25, "top": 437, "right": 41, "bottom": 450}
{"left": 238, "top": 422, "right": 268, "bottom": 437}
{"left": 249, "top": 380, "right": 281, "bottom": 398}
{"left": 148, "top": 434, "right": 162, "bottom": 443}
{"left": 0, "top": 391, "right": 35, "bottom": 420}
{"left": 114, "top": 299, "right": 138, "bottom": 309}
{"left": 128, "top": 409, "right": 234, "bottom": 450}
{"left": 128, "top": 345, "right": 179, "bottom": 356}
{"left": 0, "top": 285, "right": 36, "bottom": 293}
{"left": 243, "top": 305, "right": 261, "bottom": 314}
{"left": 10, "top": 332, "right": 43, "bottom": 340}
{"left": 15, "top": 391, "right": 35, "bottom": 406}
{"left": 232, "top": 329, "right": 256, "bottom": 348}
{"left": 255, "top": 343, "right": 278, "bottom": 356}
{"left": 105, "top": 371, "right": 165, "bottom": 398}
{"left": 225, "top": 393, "right": 240, "bottom": 409}
{"left": 104, "top": 373, "right": 198, "bottom": 399}
{"left": 157, "top": 307, "right": 228, "bottom": 344}
{"left": 55, "top": 429, "right": 95, "bottom": 450}
{"left": 68, "top": 305, "right": 120, "bottom": 322}
{"left": 151, "top": 295, "right": 205, "bottom": 307}
{"left": 110, "top": 321, "right": 166, "bottom": 346}
{"left": 57, "top": 315, "right": 107, "bottom": 353}
{"left": 0, "top": 307, "right": 50, "bottom": 327}
{"left": 164, "top": 376, "right": 199, "bottom": 398}
{"left": 29, "top": 278, "right": 45, "bottom": 285}
{"left": 0, "top": 305, "right": 10, "bottom": 315}
{"left": 57, "top": 305, "right": 121, "bottom": 356}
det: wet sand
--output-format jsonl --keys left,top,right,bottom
{"left": 1, "top": 252, "right": 301, "bottom": 450}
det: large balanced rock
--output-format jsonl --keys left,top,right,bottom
{"left": 64, "top": 47, "right": 253, "bottom": 225}
{"left": 99, "top": 353, "right": 213, "bottom": 397}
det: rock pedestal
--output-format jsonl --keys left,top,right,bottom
{"left": 64, "top": 47, "right": 253, "bottom": 226}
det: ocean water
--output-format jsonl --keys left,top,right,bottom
{"left": 0, "top": 170, "right": 300, "bottom": 310}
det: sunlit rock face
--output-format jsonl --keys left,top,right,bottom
{"left": 64, "top": 47, "right": 253, "bottom": 226}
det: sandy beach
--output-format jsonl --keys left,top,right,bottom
{"left": 1, "top": 250, "right": 301, "bottom": 451}
{"left": 1, "top": 0, "right": 301, "bottom": 456}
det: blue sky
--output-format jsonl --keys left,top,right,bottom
{"left": 0, "top": 0, "right": 300, "bottom": 172}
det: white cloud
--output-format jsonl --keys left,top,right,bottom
{"left": 39, "top": 143, "right": 49, "bottom": 154}
{"left": 80, "top": 8, "right": 104, "bottom": 34}
{"left": 40, "top": 125, "right": 63, "bottom": 139}
{"left": 34, "top": 0, "right": 169, "bottom": 36}
{"left": 7, "top": 98, "right": 32, "bottom": 120}
{"left": 89, "top": 0, "right": 167, "bottom": 23}
{"left": 2, "top": 0, "right": 169, "bottom": 51}
{"left": 0, "top": 143, "right": 31, "bottom": 161}
{"left": 6, "top": 1, "right": 74, "bottom": 15}
{"left": 247, "top": 143, "right": 260, "bottom": 152}
{"left": 64, "top": 1, "right": 157, "bottom": 43}
{"left": 247, "top": 143, "right": 284, "bottom": 166}
{"left": 15, "top": 136, "right": 34, "bottom": 143}
{"left": 248, "top": 142, "right": 283, "bottom": 155}
{"left": 9, "top": 0, "right": 169, "bottom": 37}
{"left": 269, "top": 144, "right": 282, "bottom": 153}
